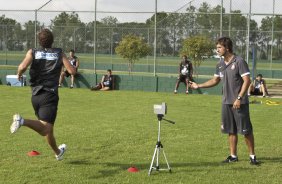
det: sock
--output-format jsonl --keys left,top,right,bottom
{"left": 231, "top": 154, "right": 237, "bottom": 158}
{"left": 20, "top": 118, "right": 24, "bottom": 125}
{"left": 250, "top": 154, "right": 255, "bottom": 159}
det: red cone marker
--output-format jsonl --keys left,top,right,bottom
{"left": 28, "top": 150, "right": 40, "bottom": 156}
{"left": 127, "top": 166, "right": 139, "bottom": 173}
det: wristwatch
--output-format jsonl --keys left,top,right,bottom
{"left": 237, "top": 96, "right": 242, "bottom": 100}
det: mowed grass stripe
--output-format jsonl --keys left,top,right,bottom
{"left": 0, "top": 86, "right": 281, "bottom": 183}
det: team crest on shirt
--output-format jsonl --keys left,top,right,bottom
{"left": 231, "top": 63, "right": 235, "bottom": 70}
{"left": 219, "top": 72, "right": 224, "bottom": 78}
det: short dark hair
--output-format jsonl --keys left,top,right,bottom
{"left": 216, "top": 37, "right": 233, "bottom": 53}
{"left": 70, "top": 49, "right": 75, "bottom": 53}
{"left": 107, "top": 69, "right": 112, "bottom": 73}
{"left": 38, "top": 28, "right": 54, "bottom": 48}
{"left": 257, "top": 74, "right": 263, "bottom": 78}
{"left": 182, "top": 55, "right": 188, "bottom": 59}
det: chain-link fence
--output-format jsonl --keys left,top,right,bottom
{"left": 0, "top": 0, "right": 281, "bottom": 78}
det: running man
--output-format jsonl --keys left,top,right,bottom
{"left": 190, "top": 37, "right": 260, "bottom": 165}
{"left": 10, "top": 28, "right": 76, "bottom": 160}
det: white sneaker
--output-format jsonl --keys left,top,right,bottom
{"left": 10, "top": 114, "right": 23, "bottom": 133}
{"left": 174, "top": 90, "right": 177, "bottom": 94}
{"left": 186, "top": 90, "right": 189, "bottom": 94}
{"left": 56, "top": 144, "right": 67, "bottom": 161}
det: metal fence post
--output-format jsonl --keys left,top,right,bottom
{"left": 270, "top": 0, "right": 275, "bottom": 71}
{"left": 35, "top": 0, "right": 53, "bottom": 48}
{"left": 220, "top": 0, "right": 223, "bottom": 36}
{"left": 246, "top": 0, "right": 251, "bottom": 64}
{"left": 5, "top": 25, "right": 7, "bottom": 65}
{"left": 229, "top": 0, "right": 232, "bottom": 37}
{"left": 153, "top": 0, "right": 157, "bottom": 76}
{"left": 34, "top": 10, "right": 37, "bottom": 48}
{"left": 110, "top": 27, "right": 113, "bottom": 70}
{"left": 94, "top": 0, "right": 97, "bottom": 74}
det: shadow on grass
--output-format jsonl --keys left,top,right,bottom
{"left": 67, "top": 157, "right": 282, "bottom": 179}
{"left": 84, "top": 158, "right": 277, "bottom": 180}
{"left": 259, "top": 157, "right": 282, "bottom": 163}
{"left": 86, "top": 161, "right": 227, "bottom": 179}
{"left": 102, "top": 161, "right": 226, "bottom": 169}
{"left": 67, "top": 159, "right": 93, "bottom": 165}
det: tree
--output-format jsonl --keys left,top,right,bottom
{"left": 101, "top": 16, "right": 118, "bottom": 26}
{"left": 84, "top": 20, "right": 102, "bottom": 53}
{"left": 115, "top": 34, "right": 151, "bottom": 74}
{"left": 273, "top": 16, "right": 282, "bottom": 59}
{"left": 0, "top": 15, "right": 23, "bottom": 51}
{"left": 23, "top": 20, "right": 43, "bottom": 49}
{"left": 181, "top": 35, "right": 214, "bottom": 69}
{"left": 165, "top": 5, "right": 199, "bottom": 56}
{"left": 50, "top": 12, "right": 85, "bottom": 51}
{"left": 196, "top": 2, "right": 212, "bottom": 32}
{"left": 98, "top": 16, "right": 119, "bottom": 54}
{"left": 146, "top": 12, "right": 171, "bottom": 56}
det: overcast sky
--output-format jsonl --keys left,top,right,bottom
{"left": 0, "top": 0, "right": 279, "bottom": 25}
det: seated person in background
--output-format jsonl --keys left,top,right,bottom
{"left": 174, "top": 55, "right": 193, "bottom": 94}
{"left": 58, "top": 49, "right": 79, "bottom": 88}
{"left": 248, "top": 74, "right": 268, "bottom": 97}
{"left": 91, "top": 69, "right": 114, "bottom": 91}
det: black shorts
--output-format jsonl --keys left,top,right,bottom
{"left": 221, "top": 104, "right": 253, "bottom": 135}
{"left": 178, "top": 75, "right": 190, "bottom": 83}
{"left": 64, "top": 68, "right": 78, "bottom": 77}
{"left": 31, "top": 90, "right": 59, "bottom": 124}
{"left": 251, "top": 88, "right": 262, "bottom": 95}
{"left": 64, "top": 70, "right": 71, "bottom": 77}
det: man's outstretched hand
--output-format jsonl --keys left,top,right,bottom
{"left": 189, "top": 81, "right": 199, "bottom": 89}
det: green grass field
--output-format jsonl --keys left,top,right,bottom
{"left": 0, "top": 86, "right": 282, "bottom": 184}
{"left": 1, "top": 51, "right": 282, "bottom": 70}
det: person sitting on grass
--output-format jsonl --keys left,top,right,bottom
{"left": 91, "top": 69, "right": 114, "bottom": 91}
{"left": 58, "top": 49, "right": 79, "bottom": 88}
{"left": 174, "top": 55, "right": 193, "bottom": 94}
{"left": 248, "top": 74, "right": 268, "bottom": 97}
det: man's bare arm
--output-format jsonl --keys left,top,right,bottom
{"left": 76, "top": 58, "right": 80, "bottom": 68}
{"left": 238, "top": 75, "right": 251, "bottom": 97}
{"left": 190, "top": 76, "right": 221, "bottom": 89}
{"left": 62, "top": 53, "right": 76, "bottom": 75}
{"left": 17, "top": 49, "right": 33, "bottom": 80}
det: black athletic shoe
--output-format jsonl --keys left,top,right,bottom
{"left": 222, "top": 155, "right": 238, "bottom": 163}
{"left": 90, "top": 86, "right": 98, "bottom": 91}
{"left": 250, "top": 156, "right": 260, "bottom": 165}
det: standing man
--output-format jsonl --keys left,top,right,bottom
{"left": 190, "top": 37, "right": 259, "bottom": 165}
{"left": 10, "top": 29, "right": 76, "bottom": 160}
{"left": 58, "top": 49, "right": 79, "bottom": 88}
{"left": 174, "top": 55, "right": 193, "bottom": 94}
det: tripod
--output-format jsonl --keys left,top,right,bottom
{"left": 148, "top": 114, "right": 175, "bottom": 176}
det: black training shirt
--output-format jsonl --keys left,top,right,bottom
{"left": 29, "top": 48, "right": 63, "bottom": 95}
